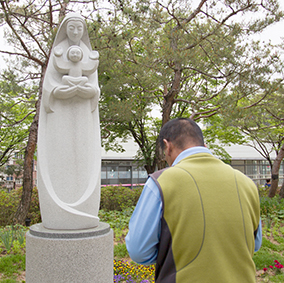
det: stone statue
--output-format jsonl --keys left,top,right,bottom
{"left": 37, "top": 13, "right": 101, "bottom": 230}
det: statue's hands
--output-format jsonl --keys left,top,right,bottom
{"left": 53, "top": 85, "right": 78, "bottom": 99}
{"left": 77, "top": 84, "right": 96, "bottom": 98}
{"left": 53, "top": 82, "right": 99, "bottom": 100}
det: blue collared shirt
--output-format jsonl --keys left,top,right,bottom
{"left": 125, "top": 147, "right": 262, "bottom": 264}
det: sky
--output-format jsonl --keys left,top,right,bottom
{"left": 253, "top": 19, "right": 284, "bottom": 45}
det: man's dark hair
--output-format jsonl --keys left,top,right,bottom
{"left": 159, "top": 118, "right": 204, "bottom": 151}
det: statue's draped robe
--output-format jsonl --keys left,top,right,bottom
{"left": 38, "top": 14, "right": 101, "bottom": 230}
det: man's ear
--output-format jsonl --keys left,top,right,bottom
{"left": 163, "top": 139, "right": 172, "bottom": 155}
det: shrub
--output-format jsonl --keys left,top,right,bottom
{"left": 0, "top": 187, "right": 41, "bottom": 227}
{"left": 99, "top": 208, "right": 134, "bottom": 231}
{"left": 100, "top": 186, "right": 142, "bottom": 211}
{"left": 27, "top": 188, "right": 41, "bottom": 225}
{"left": 0, "top": 185, "right": 142, "bottom": 227}
{"left": 0, "top": 189, "right": 20, "bottom": 227}
{"left": 260, "top": 196, "right": 284, "bottom": 218}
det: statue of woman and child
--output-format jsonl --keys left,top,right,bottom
{"left": 37, "top": 13, "right": 101, "bottom": 230}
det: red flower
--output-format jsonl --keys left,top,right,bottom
{"left": 263, "top": 268, "right": 267, "bottom": 272}
{"left": 274, "top": 260, "right": 280, "bottom": 264}
{"left": 269, "top": 265, "right": 273, "bottom": 269}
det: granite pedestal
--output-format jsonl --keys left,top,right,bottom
{"left": 26, "top": 222, "right": 113, "bottom": 283}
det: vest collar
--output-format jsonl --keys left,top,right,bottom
{"left": 172, "top": 146, "right": 212, "bottom": 166}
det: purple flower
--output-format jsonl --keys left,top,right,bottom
{"left": 114, "top": 274, "right": 125, "bottom": 282}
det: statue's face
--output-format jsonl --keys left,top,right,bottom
{"left": 66, "top": 20, "right": 84, "bottom": 43}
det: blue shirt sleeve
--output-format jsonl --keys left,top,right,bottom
{"left": 125, "top": 177, "right": 162, "bottom": 265}
{"left": 254, "top": 218, "right": 262, "bottom": 252}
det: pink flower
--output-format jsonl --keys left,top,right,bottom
{"left": 263, "top": 268, "right": 267, "bottom": 272}
{"left": 269, "top": 265, "right": 273, "bottom": 269}
{"left": 274, "top": 260, "right": 280, "bottom": 264}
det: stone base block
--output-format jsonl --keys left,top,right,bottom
{"left": 26, "top": 222, "right": 113, "bottom": 283}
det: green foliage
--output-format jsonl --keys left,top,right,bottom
{"left": 0, "top": 187, "right": 41, "bottom": 227}
{"left": 91, "top": 0, "right": 284, "bottom": 173}
{"left": 100, "top": 186, "right": 142, "bottom": 211}
{"left": 15, "top": 227, "right": 25, "bottom": 246}
{"left": 0, "top": 189, "right": 20, "bottom": 227}
{"left": 0, "top": 71, "right": 36, "bottom": 167}
{"left": 253, "top": 249, "right": 284, "bottom": 270}
{"left": 0, "top": 225, "right": 27, "bottom": 253}
{"left": 0, "top": 254, "right": 25, "bottom": 280}
{"left": 99, "top": 207, "right": 134, "bottom": 243}
{"left": 27, "top": 188, "right": 41, "bottom": 225}
{"left": 0, "top": 226, "right": 14, "bottom": 252}
{"left": 260, "top": 196, "right": 284, "bottom": 218}
{"left": 99, "top": 208, "right": 134, "bottom": 231}
{"left": 0, "top": 226, "right": 26, "bottom": 281}
{"left": 262, "top": 238, "right": 284, "bottom": 252}
{"left": 114, "top": 243, "right": 129, "bottom": 259}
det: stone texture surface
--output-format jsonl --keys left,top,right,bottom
{"left": 37, "top": 13, "right": 101, "bottom": 230}
{"left": 26, "top": 222, "right": 113, "bottom": 283}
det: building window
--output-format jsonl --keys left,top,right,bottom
{"left": 246, "top": 160, "right": 258, "bottom": 177}
{"left": 132, "top": 166, "right": 147, "bottom": 185}
{"left": 118, "top": 166, "right": 131, "bottom": 185}
{"left": 101, "top": 161, "right": 148, "bottom": 187}
{"left": 259, "top": 160, "right": 271, "bottom": 177}
{"left": 231, "top": 160, "right": 245, "bottom": 173}
{"left": 107, "top": 166, "right": 118, "bottom": 184}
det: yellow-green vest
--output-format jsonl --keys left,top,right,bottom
{"left": 150, "top": 153, "right": 260, "bottom": 283}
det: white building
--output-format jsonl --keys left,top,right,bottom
{"left": 101, "top": 139, "right": 283, "bottom": 187}
{"left": 2, "top": 140, "right": 283, "bottom": 190}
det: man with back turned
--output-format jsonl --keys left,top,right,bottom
{"left": 126, "top": 118, "right": 262, "bottom": 283}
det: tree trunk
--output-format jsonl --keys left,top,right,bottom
{"left": 144, "top": 164, "right": 156, "bottom": 175}
{"left": 279, "top": 181, "right": 284, "bottom": 199}
{"left": 13, "top": 65, "right": 46, "bottom": 224}
{"left": 268, "top": 143, "right": 284, "bottom": 198}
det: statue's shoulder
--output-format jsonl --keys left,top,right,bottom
{"left": 54, "top": 46, "right": 64, "bottom": 57}
{"left": 89, "top": 50, "right": 99, "bottom": 60}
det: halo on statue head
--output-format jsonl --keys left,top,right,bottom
{"left": 53, "top": 13, "right": 91, "bottom": 50}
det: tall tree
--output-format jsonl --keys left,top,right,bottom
{"left": 204, "top": 87, "right": 284, "bottom": 197}
{"left": 92, "top": 0, "right": 284, "bottom": 173}
{"left": 261, "top": 90, "right": 284, "bottom": 197}
{"left": 238, "top": 91, "right": 284, "bottom": 198}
